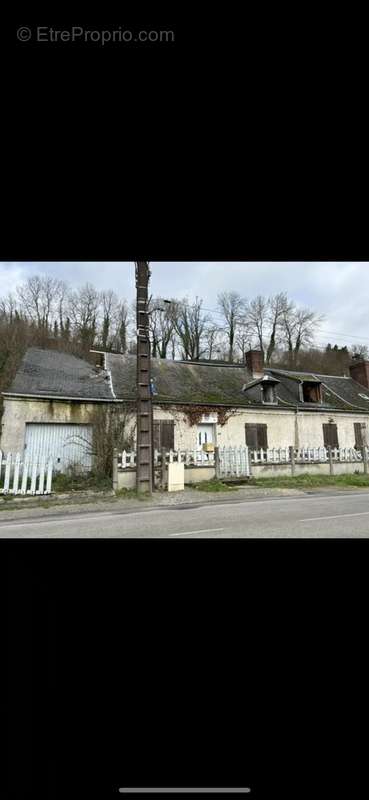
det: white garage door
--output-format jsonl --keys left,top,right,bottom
{"left": 24, "top": 423, "right": 93, "bottom": 472}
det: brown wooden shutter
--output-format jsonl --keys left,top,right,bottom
{"left": 161, "top": 420, "right": 175, "bottom": 450}
{"left": 354, "top": 423, "right": 363, "bottom": 448}
{"left": 323, "top": 423, "right": 339, "bottom": 448}
{"left": 245, "top": 424, "right": 268, "bottom": 449}
{"left": 245, "top": 424, "right": 258, "bottom": 448}
{"left": 153, "top": 422, "right": 161, "bottom": 450}
{"left": 257, "top": 424, "right": 268, "bottom": 449}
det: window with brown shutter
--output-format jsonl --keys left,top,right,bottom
{"left": 245, "top": 424, "right": 268, "bottom": 449}
{"left": 153, "top": 420, "right": 175, "bottom": 450}
{"left": 322, "top": 423, "right": 339, "bottom": 448}
{"left": 161, "top": 420, "right": 175, "bottom": 449}
{"left": 354, "top": 423, "right": 363, "bottom": 449}
{"left": 153, "top": 422, "right": 161, "bottom": 451}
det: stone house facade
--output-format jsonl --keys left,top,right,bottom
{"left": 1, "top": 347, "right": 369, "bottom": 468}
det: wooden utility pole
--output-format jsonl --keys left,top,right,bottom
{"left": 135, "top": 261, "right": 153, "bottom": 493}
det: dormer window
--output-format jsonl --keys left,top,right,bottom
{"left": 301, "top": 381, "right": 322, "bottom": 403}
{"left": 242, "top": 373, "right": 280, "bottom": 404}
{"left": 262, "top": 383, "right": 277, "bottom": 404}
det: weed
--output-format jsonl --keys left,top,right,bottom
{"left": 193, "top": 479, "right": 238, "bottom": 492}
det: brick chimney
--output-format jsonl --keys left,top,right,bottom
{"left": 349, "top": 357, "right": 369, "bottom": 389}
{"left": 245, "top": 349, "right": 264, "bottom": 379}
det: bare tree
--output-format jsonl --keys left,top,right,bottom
{"left": 0, "top": 293, "right": 18, "bottom": 323}
{"left": 111, "top": 299, "right": 130, "bottom": 353}
{"left": 68, "top": 282, "right": 101, "bottom": 350}
{"left": 169, "top": 331, "right": 178, "bottom": 360}
{"left": 148, "top": 297, "right": 175, "bottom": 359}
{"left": 243, "top": 295, "right": 268, "bottom": 361}
{"left": 171, "top": 297, "right": 210, "bottom": 360}
{"left": 240, "top": 293, "right": 294, "bottom": 366}
{"left": 100, "top": 290, "right": 120, "bottom": 350}
{"left": 265, "top": 292, "right": 291, "bottom": 365}
{"left": 350, "top": 344, "right": 369, "bottom": 360}
{"left": 16, "top": 274, "right": 64, "bottom": 332}
{"left": 56, "top": 280, "right": 70, "bottom": 337}
{"left": 282, "top": 304, "right": 324, "bottom": 367}
{"left": 203, "top": 325, "right": 222, "bottom": 360}
{"left": 217, "top": 291, "right": 246, "bottom": 362}
{"left": 235, "top": 327, "right": 253, "bottom": 362}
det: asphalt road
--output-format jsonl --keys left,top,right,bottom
{"left": 1, "top": 490, "right": 369, "bottom": 536}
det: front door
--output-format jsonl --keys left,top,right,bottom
{"left": 197, "top": 424, "right": 214, "bottom": 449}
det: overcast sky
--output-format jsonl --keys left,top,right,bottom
{"left": 1, "top": 261, "right": 369, "bottom": 349}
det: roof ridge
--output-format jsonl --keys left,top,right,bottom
{"left": 268, "top": 367, "right": 350, "bottom": 380}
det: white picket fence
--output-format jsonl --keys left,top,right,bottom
{"left": 218, "top": 446, "right": 250, "bottom": 478}
{"left": 119, "top": 449, "right": 216, "bottom": 468}
{"left": 119, "top": 447, "right": 250, "bottom": 477}
{"left": 251, "top": 446, "right": 369, "bottom": 464}
{"left": 118, "top": 444, "right": 369, "bottom": 478}
{"left": 251, "top": 447, "right": 291, "bottom": 464}
{"left": 0, "top": 451, "right": 53, "bottom": 495}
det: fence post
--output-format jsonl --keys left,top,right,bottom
{"left": 362, "top": 445, "right": 368, "bottom": 475}
{"left": 112, "top": 447, "right": 118, "bottom": 492}
{"left": 289, "top": 446, "right": 295, "bottom": 477}
{"left": 328, "top": 445, "right": 334, "bottom": 475}
{"left": 161, "top": 447, "right": 167, "bottom": 489}
{"left": 214, "top": 446, "right": 221, "bottom": 479}
{"left": 46, "top": 459, "right": 53, "bottom": 494}
{"left": 246, "top": 445, "right": 252, "bottom": 476}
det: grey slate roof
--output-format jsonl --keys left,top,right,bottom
{"left": 5, "top": 348, "right": 114, "bottom": 401}
{"left": 3, "top": 348, "right": 369, "bottom": 414}
{"left": 106, "top": 352, "right": 251, "bottom": 405}
{"left": 266, "top": 368, "right": 369, "bottom": 412}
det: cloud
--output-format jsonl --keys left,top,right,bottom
{"left": 0, "top": 262, "right": 29, "bottom": 295}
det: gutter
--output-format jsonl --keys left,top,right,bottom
{"left": 2, "top": 393, "right": 368, "bottom": 414}
{"left": 154, "top": 399, "right": 293, "bottom": 411}
{"left": 1, "top": 392, "right": 124, "bottom": 403}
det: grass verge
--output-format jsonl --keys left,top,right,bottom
{"left": 114, "top": 488, "right": 151, "bottom": 500}
{"left": 52, "top": 470, "right": 112, "bottom": 493}
{"left": 247, "top": 473, "right": 369, "bottom": 489}
{"left": 193, "top": 479, "right": 239, "bottom": 492}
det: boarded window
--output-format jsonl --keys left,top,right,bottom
{"left": 354, "top": 422, "right": 364, "bottom": 449}
{"left": 322, "top": 423, "right": 339, "bottom": 448}
{"left": 153, "top": 420, "right": 175, "bottom": 450}
{"left": 245, "top": 424, "right": 268, "bottom": 449}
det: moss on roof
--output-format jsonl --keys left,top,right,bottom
{"left": 4, "top": 349, "right": 369, "bottom": 414}
{"left": 107, "top": 353, "right": 250, "bottom": 405}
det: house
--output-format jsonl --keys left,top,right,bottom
{"left": 1, "top": 347, "right": 369, "bottom": 469}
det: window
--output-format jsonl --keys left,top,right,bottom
{"left": 322, "top": 423, "right": 339, "bottom": 449}
{"left": 354, "top": 423, "right": 365, "bottom": 449}
{"left": 153, "top": 420, "right": 175, "bottom": 451}
{"left": 201, "top": 413, "right": 218, "bottom": 423}
{"left": 302, "top": 381, "right": 322, "bottom": 403}
{"left": 245, "top": 424, "right": 268, "bottom": 449}
{"left": 262, "top": 384, "right": 277, "bottom": 404}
